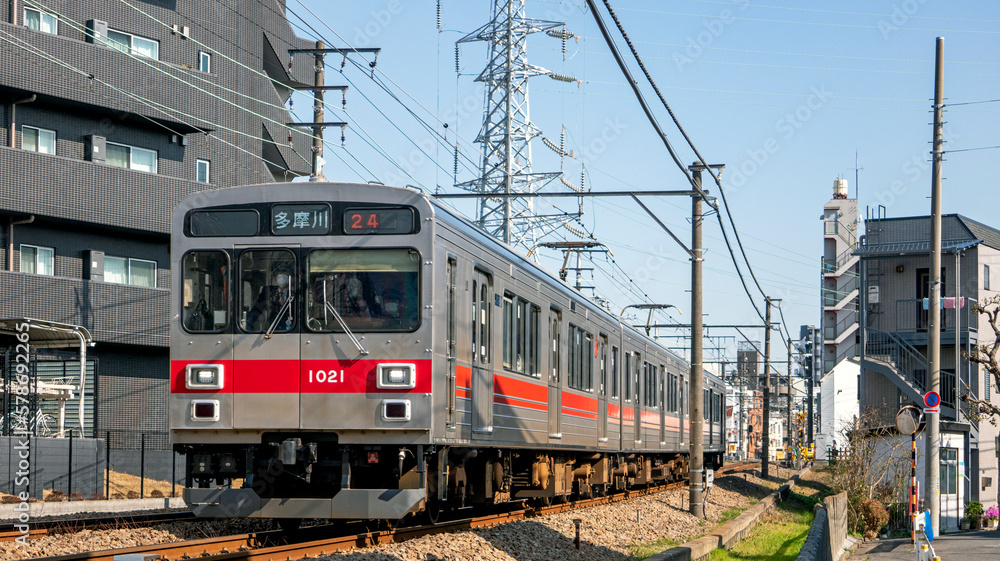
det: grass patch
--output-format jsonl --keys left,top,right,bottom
{"left": 628, "top": 536, "right": 681, "bottom": 559}
{"left": 709, "top": 498, "right": 814, "bottom": 561}
{"left": 719, "top": 507, "right": 742, "bottom": 524}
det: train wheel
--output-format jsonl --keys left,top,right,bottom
{"left": 425, "top": 500, "right": 443, "bottom": 524}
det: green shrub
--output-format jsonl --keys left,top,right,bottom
{"left": 859, "top": 499, "right": 889, "bottom": 540}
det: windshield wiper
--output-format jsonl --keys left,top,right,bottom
{"left": 264, "top": 296, "right": 293, "bottom": 339}
{"left": 325, "top": 302, "right": 369, "bottom": 355}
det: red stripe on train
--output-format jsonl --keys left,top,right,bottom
{"left": 170, "top": 359, "right": 430, "bottom": 394}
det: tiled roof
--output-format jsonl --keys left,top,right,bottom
{"left": 958, "top": 215, "right": 1000, "bottom": 251}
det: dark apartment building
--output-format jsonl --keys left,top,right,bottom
{"left": 1, "top": 0, "right": 313, "bottom": 442}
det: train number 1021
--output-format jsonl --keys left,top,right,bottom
{"left": 308, "top": 369, "right": 344, "bottom": 383}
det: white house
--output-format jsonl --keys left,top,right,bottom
{"left": 816, "top": 358, "right": 860, "bottom": 460}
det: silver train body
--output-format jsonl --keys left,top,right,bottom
{"left": 170, "top": 182, "right": 726, "bottom": 520}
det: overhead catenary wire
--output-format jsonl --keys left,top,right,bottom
{"left": 96, "top": 0, "right": 437, "bottom": 183}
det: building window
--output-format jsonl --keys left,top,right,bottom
{"left": 107, "top": 142, "right": 157, "bottom": 173}
{"left": 24, "top": 8, "right": 57, "bottom": 33}
{"left": 20, "top": 245, "right": 53, "bottom": 275}
{"left": 199, "top": 51, "right": 211, "bottom": 73}
{"left": 106, "top": 29, "right": 159, "bottom": 60}
{"left": 22, "top": 126, "right": 55, "bottom": 154}
{"left": 197, "top": 159, "right": 211, "bottom": 183}
{"left": 986, "top": 264, "right": 991, "bottom": 291}
{"left": 105, "top": 256, "right": 156, "bottom": 287}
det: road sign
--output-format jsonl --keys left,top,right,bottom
{"left": 924, "top": 391, "right": 940, "bottom": 408}
{"left": 923, "top": 407, "right": 939, "bottom": 415}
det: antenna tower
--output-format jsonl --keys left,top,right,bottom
{"left": 457, "top": 0, "right": 571, "bottom": 256}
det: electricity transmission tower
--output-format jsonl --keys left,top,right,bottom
{"left": 457, "top": 0, "right": 574, "bottom": 255}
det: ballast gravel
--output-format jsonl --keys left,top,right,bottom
{"left": 0, "top": 470, "right": 783, "bottom": 561}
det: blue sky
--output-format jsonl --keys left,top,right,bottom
{"left": 286, "top": 1, "right": 1000, "bottom": 370}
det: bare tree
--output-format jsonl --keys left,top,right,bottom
{"left": 962, "top": 294, "right": 1000, "bottom": 425}
{"left": 828, "top": 405, "right": 911, "bottom": 535}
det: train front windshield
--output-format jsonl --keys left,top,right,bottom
{"left": 180, "top": 247, "right": 421, "bottom": 334}
{"left": 307, "top": 248, "right": 420, "bottom": 332}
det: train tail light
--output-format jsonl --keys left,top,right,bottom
{"left": 377, "top": 363, "right": 415, "bottom": 389}
{"left": 191, "top": 399, "right": 220, "bottom": 421}
{"left": 185, "top": 364, "right": 224, "bottom": 390}
{"left": 382, "top": 399, "right": 411, "bottom": 421}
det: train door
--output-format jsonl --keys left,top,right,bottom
{"left": 598, "top": 334, "right": 608, "bottom": 443}
{"left": 471, "top": 269, "right": 493, "bottom": 435}
{"left": 445, "top": 257, "right": 458, "bottom": 432}
{"left": 548, "top": 307, "right": 562, "bottom": 439}
{"left": 659, "top": 365, "right": 666, "bottom": 445}
{"left": 633, "top": 354, "right": 642, "bottom": 444}
{"left": 233, "top": 247, "right": 299, "bottom": 429}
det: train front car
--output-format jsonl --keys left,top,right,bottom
{"left": 170, "top": 183, "right": 434, "bottom": 521}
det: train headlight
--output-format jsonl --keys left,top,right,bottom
{"left": 190, "top": 399, "right": 220, "bottom": 422}
{"left": 381, "top": 399, "right": 411, "bottom": 421}
{"left": 377, "top": 363, "right": 415, "bottom": 389}
{"left": 185, "top": 364, "right": 224, "bottom": 390}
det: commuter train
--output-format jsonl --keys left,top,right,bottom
{"left": 170, "top": 182, "right": 726, "bottom": 521}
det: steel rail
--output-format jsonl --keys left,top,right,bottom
{"left": 0, "top": 511, "right": 195, "bottom": 543}
{"left": 22, "top": 462, "right": 757, "bottom": 561}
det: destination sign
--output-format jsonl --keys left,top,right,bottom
{"left": 271, "top": 204, "right": 331, "bottom": 235}
{"left": 343, "top": 207, "right": 415, "bottom": 235}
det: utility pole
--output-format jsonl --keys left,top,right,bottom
{"left": 689, "top": 162, "right": 706, "bottom": 518}
{"left": 926, "top": 35, "right": 945, "bottom": 536}
{"left": 762, "top": 298, "right": 773, "bottom": 480}
{"left": 311, "top": 40, "right": 325, "bottom": 181}
{"left": 787, "top": 338, "right": 792, "bottom": 465}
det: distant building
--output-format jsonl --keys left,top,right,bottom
{"left": 816, "top": 357, "right": 859, "bottom": 461}
{"left": 822, "top": 178, "right": 860, "bottom": 374}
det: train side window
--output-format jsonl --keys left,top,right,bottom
{"left": 503, "top": 293, "right": 515, "bottom": 370}
{"left": 624, "top": 352, "right": 632, "bottom": 403}
{"left": 610, "top": 346, "right": 619, "bottom": 399}
{"left": 567, "top": 325, "right": 594, "bottom": 391}
{"left": 704, "top": 389, "right": 710, "bottom": 421}
{"left": 633, "top": 353, "right": 641, "bottom": 402}
{"left": 527, "top": 303, "right": 540, "bottom": 377}
{"left": 239, "top": 249, "right": 296, "bottom": 333}
{"left": 474, "top": 272, "right": 492, "bottom": 365}
{"left": 667, "top": 371, "right": 678, "bottom": 412}
{"left": 181, "top": 250, "right": 229, "bottom": 333}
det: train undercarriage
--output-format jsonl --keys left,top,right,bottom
{"left": 177, "top": 435, "right": 724, "bottom": 521}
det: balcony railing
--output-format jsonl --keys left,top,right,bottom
{"left": 823, "top": 276, "right": 858, "bottom": 308}
{"left": 821, "top": 246, "right": 858, "bottom": 276}
{"left": 824, "top": 309, "right": 857, "bottom": 341}
{"left": 893, "top": 297, "right": 978, "bottom": 334}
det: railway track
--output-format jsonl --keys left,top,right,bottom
{"left": 0, "top": 511, "right": 196, "bottom": 543}
{"left": 20, "top": 461, "right": 756, "bottom": 561}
